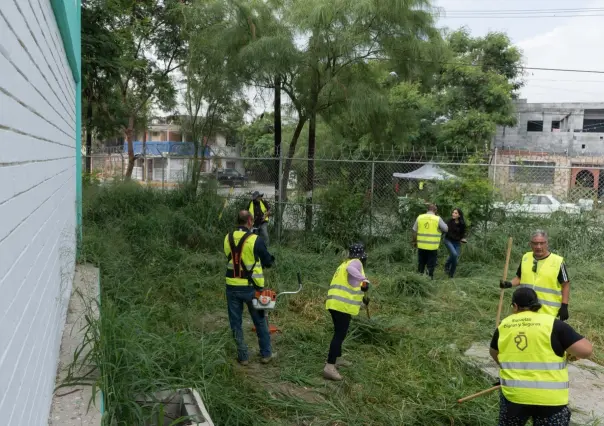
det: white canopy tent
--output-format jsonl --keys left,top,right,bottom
{"left": 392, "top": 162, "right": 457, "bottom": 181}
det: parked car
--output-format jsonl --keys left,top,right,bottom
{"left": 491, "top": 194, "right": 581, "bottom": 220}
{"left": 216, "top": 168, "right": 248, "bottom": 187}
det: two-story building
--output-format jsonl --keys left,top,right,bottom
{"left": 492, "top": 99, "right": 604, "bottom": 200}
{"left": 91, "top": 115, "right": 244, "bottom": 183}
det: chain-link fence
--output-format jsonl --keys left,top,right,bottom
{"left": 84, "top": 147, "right": 604, "bottom": 240}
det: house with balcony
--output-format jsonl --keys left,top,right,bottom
{"left": 491, "top": 100, "right": 604, "bottom": 200}
{"left": 91, "top": 115, "right": 244, "bottom": 182}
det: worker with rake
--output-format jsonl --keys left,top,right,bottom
{"left": 499, "top": 230, "right": 571, "bottom": 321}
{"left": 323, "top": 243, "right": 371, "bottom": 381}
{"left": 489, "top": 287, "right": 592, "bottom": 425}
{"left": 224, "top": 210, "right": 276, "bottom": 366}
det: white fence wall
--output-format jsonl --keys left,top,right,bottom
{"left": 0, "top": 0, "right": 76, "bottom": 424}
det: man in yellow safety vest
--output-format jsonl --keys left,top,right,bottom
{"left": 323, "top": 243, "right": 371, "bottom": 381}
{"left": 490, "top": 287, "right": 592, "bottom": 425}
{"left": 224, "top": 210, "right": 275, "bottom": 366}
{"left": 500, "top": 230, "right": 571, "bottom": 321}
{"left": 411, "top": 204, "right": 448, "bottom": 279}
{"left": 249, "top": 191, "right": 271, "bottom": 246}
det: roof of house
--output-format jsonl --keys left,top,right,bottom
{"left": 125, "top": 141, "right": 212, "bottom": 157}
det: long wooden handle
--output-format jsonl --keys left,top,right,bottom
{"left": 457, "top": 385, "right": 501, "bottom": 404}
{"left": 496, "top": 237, "right": 513, "bottom": 327}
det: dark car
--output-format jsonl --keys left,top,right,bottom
{"left": 216, "top": 168, "right": 248, "bottom": 187}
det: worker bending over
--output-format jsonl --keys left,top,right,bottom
{"left": 490, "top": 287, "right": 592, "bottom": 426}
{"left": 500, "top": 230, "right": 570, "bottom": 320}
{"left": 323, "top": 243, "right": 370, "bottom": 381}
{"left": 224, "top": 210, "right": 275, "bottom": 365}
{"left": 411, "top": 204, "right": 448, "bottom": 279}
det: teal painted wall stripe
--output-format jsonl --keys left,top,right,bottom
{"left": 50, "top": 0, "right": 82, "bottom": 243}
{"left": 49, "top": 0, "right": 81, "bottom": 83}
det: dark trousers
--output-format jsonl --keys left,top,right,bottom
{"left": 327, "top": 309, "right": 351, "bottom": 364}
{"left": 226, "top": 286, "right": 271, "bottom": 361}
{"left": 418, "top": 248, "right": 438, "bottom": 278}
{"left": 498, "top": 393, "right": 571, "bottom": 426}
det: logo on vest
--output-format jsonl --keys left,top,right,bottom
{"left": 424, "top": 222, "right": 429, "bottom": 229}
{"left": 514, "top": 332, "right": 528, "bottom": 351}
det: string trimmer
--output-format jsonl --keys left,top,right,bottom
{"left": 251, "top": 272, "right": 303, "bottom": 334}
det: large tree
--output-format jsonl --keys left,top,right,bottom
{"left": 82, "top": 0, "right": 123, "bottom": 171}
{"left": 178, "top": 0, "right": 247, "bottom": 191}
{"left": 104, "top": 0, "right": 186, "bottom": 179}
{"left": 284, "top": 0, "right": 441, "bottom": 229}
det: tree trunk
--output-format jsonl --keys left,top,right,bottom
{"left": 125, "top": 115, "right": 135, "bottom": 180}
{"left": 276, "top": 116, "right": 306, "bottom": 228}
{"left": 85, "top": 99, "right": 93, "bottom": 173}
{"left": 280, "top": 116, "right": 307, "bottom": 202}
{"left": 305, "top": 110, "right": 316, "bottom": 231}
{"left": 142, "top": 130, "right": 147, "bottom": 181}
{"left": 274, "top": 75, "right": 282, "bottom": 202}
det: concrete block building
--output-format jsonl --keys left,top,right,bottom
{"left": 492, "top": 100, "right": 604, "bottom": 200}
{"left": 0, "top": 1, "right": 81, "bottom": 424}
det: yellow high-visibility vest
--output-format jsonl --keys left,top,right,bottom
{"left": 325, "top": 259, "right": 364, "bottom": 316}
{"left": 416, "top": 213, "right": 441, "bottom": 251}
{"left": 224, "top": 230, "right": 264, "bottom": 288}
{"left": 519, "top": 252, "right": 564, "bottom": 317}
{"left": 249, "top": 200, "right": 269, "bottom": 222}
{"left": 498, "top": 311, "right": 569, "bottom": 406}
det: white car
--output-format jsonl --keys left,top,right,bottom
{"left": 492, "top": 194, "right": 581, "bottom": 218}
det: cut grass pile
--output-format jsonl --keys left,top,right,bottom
{"left": 80, "top": 183, "right": 604, "bottom": 425}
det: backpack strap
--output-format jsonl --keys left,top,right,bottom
{"left": 228, "top": 231, "right": 255, "bottom": 281}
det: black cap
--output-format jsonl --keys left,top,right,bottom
{"left": 252, "top": 191, "right": 263, "bottom": 199}
{"left": 512, "top": 287, "right": 540, "bottom": 308}
{"left": 348, "top": 243, "right": 366, "bottom": 260}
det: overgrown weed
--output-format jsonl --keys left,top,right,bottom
{"left": 78, "top": 183, "right": 603, "bottom": 425}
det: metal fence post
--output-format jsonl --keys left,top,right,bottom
{"left": 370, "top": 160, "right": 375, "bottom": 239}
{"left": 277, "top": 148, "right": 284, "bottom": 243}
{"left": 493, "top": 147, "right": 498, "bottom": 185}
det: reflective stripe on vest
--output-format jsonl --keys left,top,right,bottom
{"left": 325, "top": 259, "right": 365, "bottom": 316}
{"left": 500, "top": 379, "right": 569, "bottom": 390}
{"left": 224, "top": 230, "right": 265, "bottom": 288}
{"left": 500, "top": 362, "right": 567, "bottom": 370}
{"left": 249, "top": 200, "right": 269, "bottom": 222}
{"left": 416, "top": 214, "right": 441, "bottom": 251}
{"left": 519, "top": 252, "right": 564, "bottom": 317}
{"left": 498, "top": 311, "right": 569, "bottom": 406}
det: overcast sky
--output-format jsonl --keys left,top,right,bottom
{"left": 435, "top": 0, "right": 604, "bottom": 103}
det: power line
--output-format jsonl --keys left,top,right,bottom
{"left": 525, "top": 78, "right": 604, "bottom": 83}
{"left": 444, "top": 14, "right": 604, "bottom": 19}
{"left": 445, "top": 7, "right": 604, "bottom": 14}
{"left": 409, "top": 58, "right": 604, "bottom": 75}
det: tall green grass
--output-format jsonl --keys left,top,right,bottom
{"left": 79, "top": 182, "right": 604, "bottom": 425}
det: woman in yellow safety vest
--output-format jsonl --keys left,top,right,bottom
{"left": 323, "top": 243, "right": 370, "bottom": 381}
{"left": 489, "top": 287, "right": 592, "bottom": 426}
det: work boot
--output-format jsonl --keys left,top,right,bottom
{"left": 261, "top": 352, "right": 277, "bottom": 364}
{"left": 238, "top": 359, "right": 249, "bottom": 366}
{"left": 335, "top": 358, "right": 353, "bottom": 368}
{"left": 323, "top": 363, "right": 343, "bottom": 381}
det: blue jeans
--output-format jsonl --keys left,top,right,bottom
{"left": 444, "top": 238, "right": 461, "bottom": 277}
{"left": 226, "top": 286, "right": 271, "bottom": 361}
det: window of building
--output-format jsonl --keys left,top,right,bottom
{"left": 527, "top": 121, "right": 543, "bottom": 132}
{"left": 551, "top": 120, "right": 561, "bottom": 131}
{"left": 510, "top": 161, "right": 556, "bottom": 184}
{"left": 226, "top": 161, "right": 236, "bottom": 170}
{"left": 582, "top": 119, "right": 604, "bottom": 133}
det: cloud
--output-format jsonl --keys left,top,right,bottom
{"left": 517, "top": 5, "right": 604, "bottom": 103}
